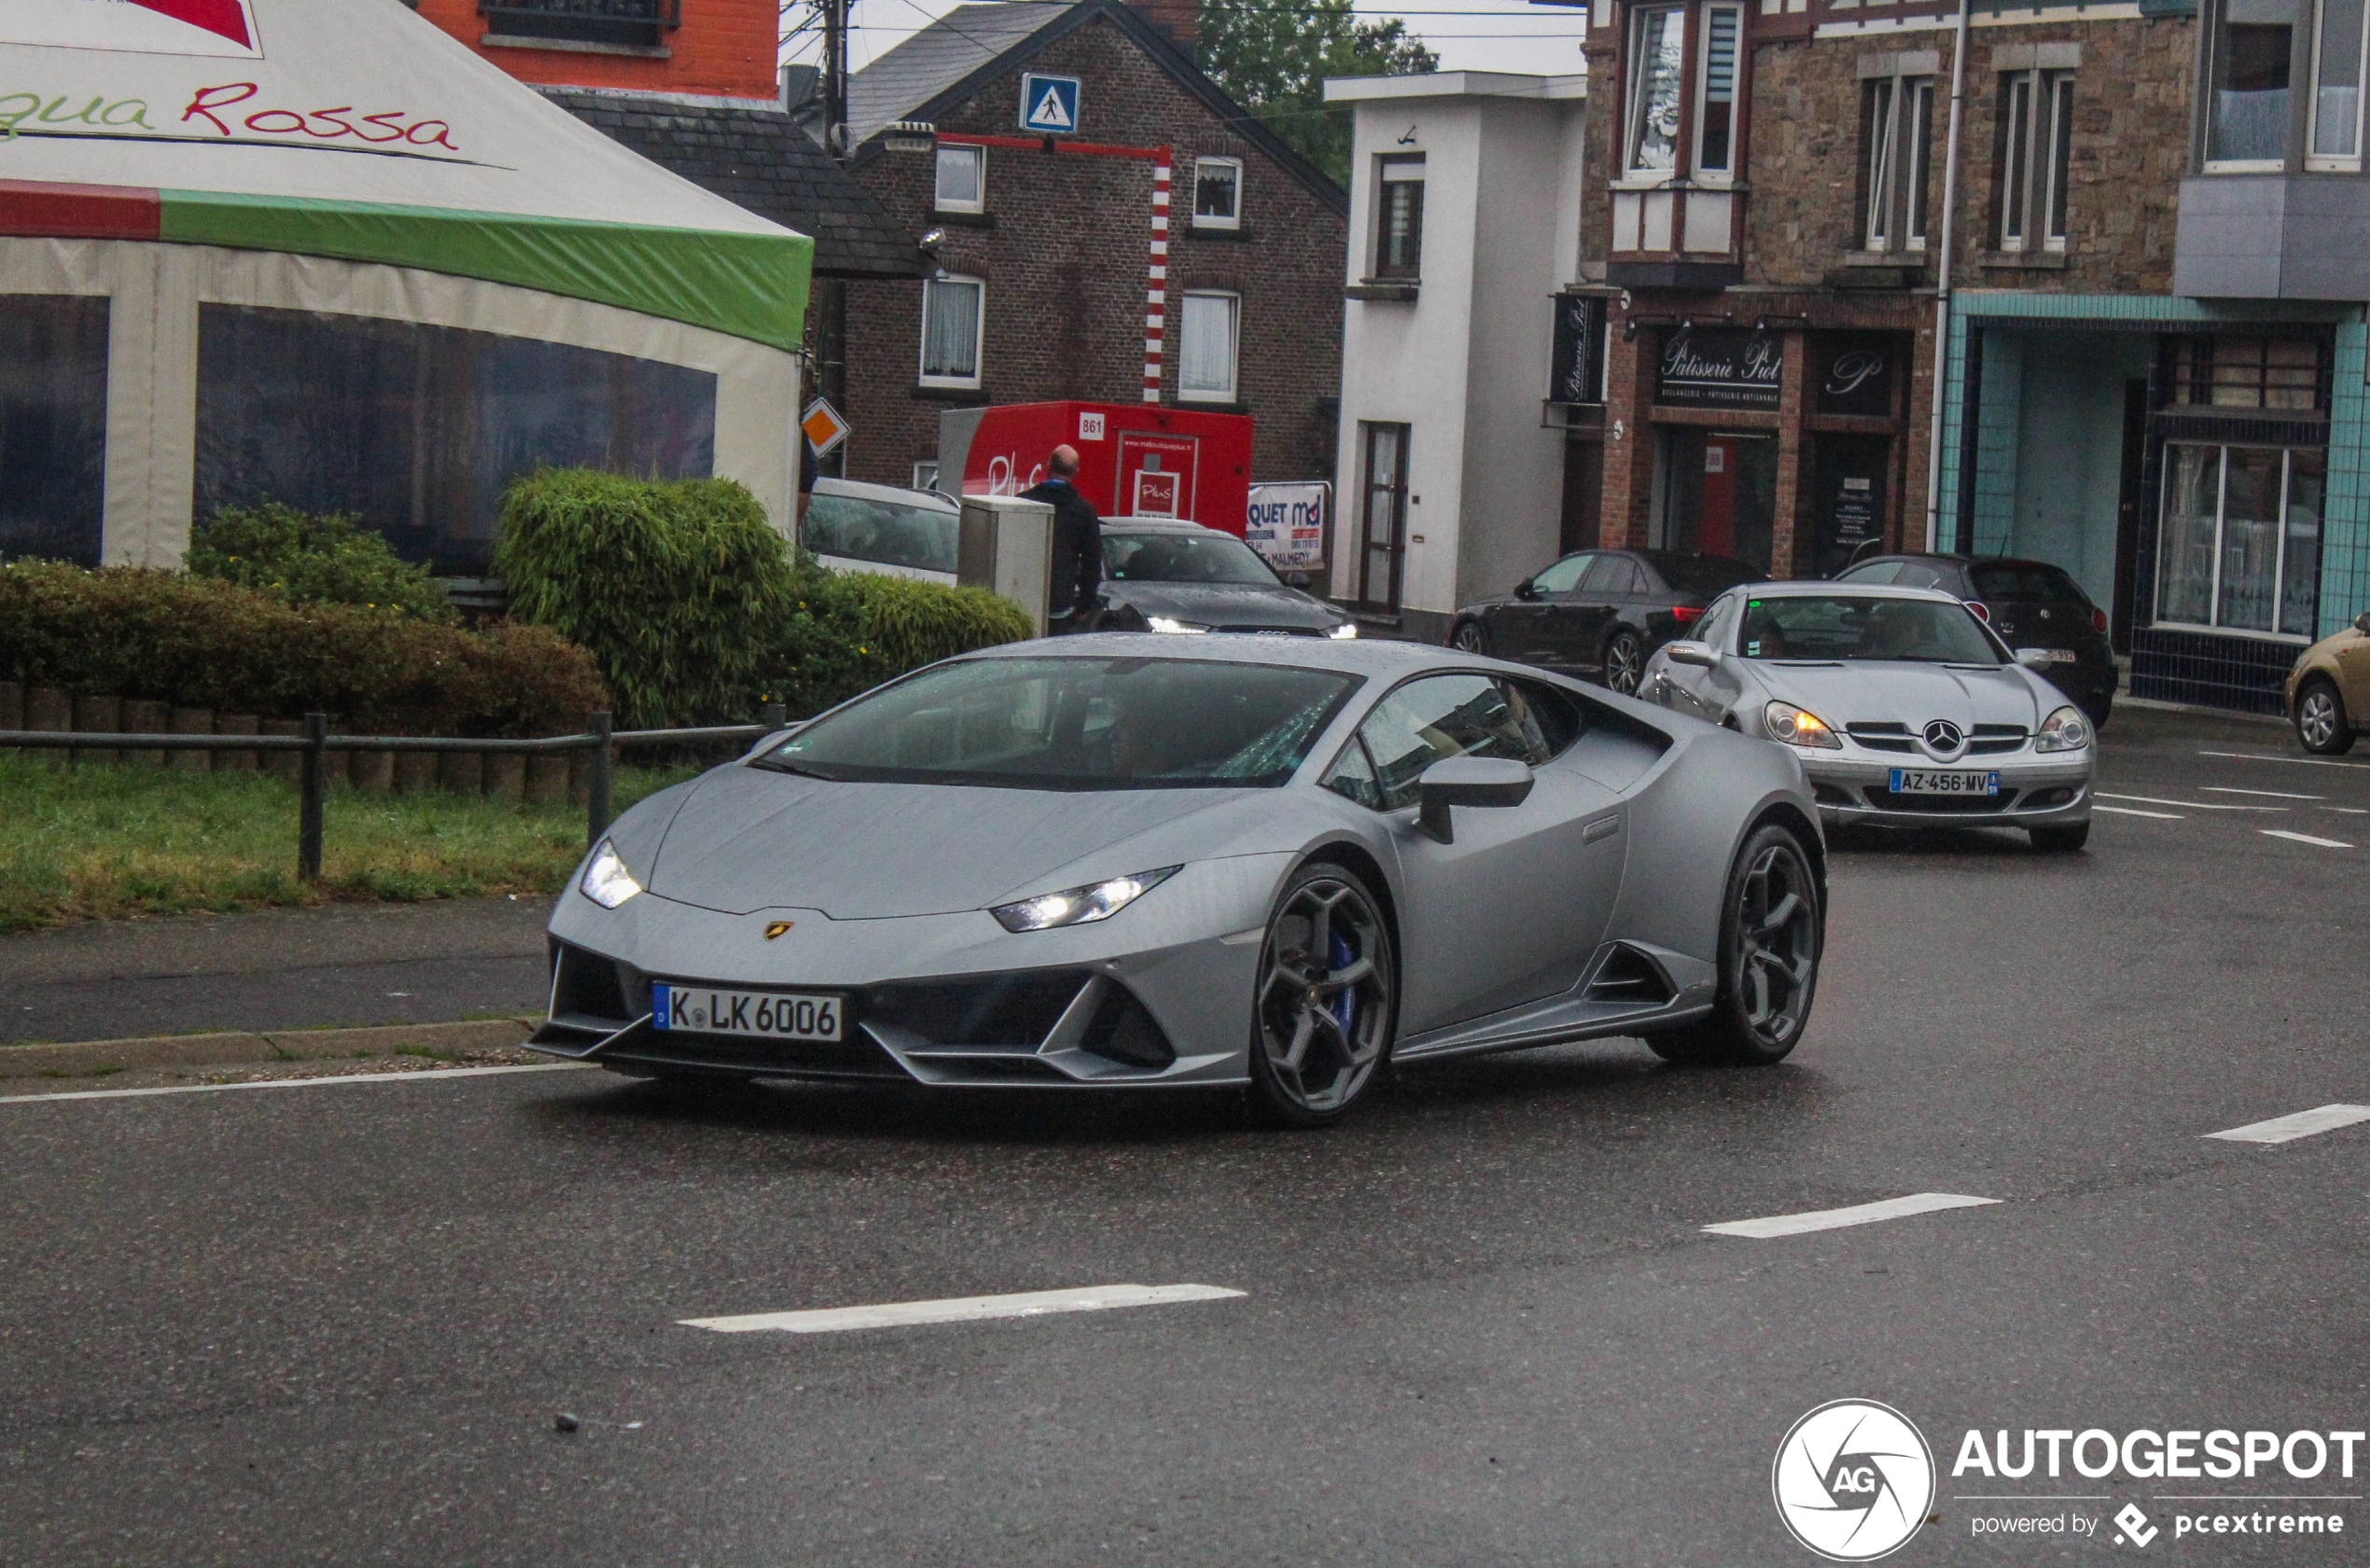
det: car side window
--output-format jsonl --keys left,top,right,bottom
{"left": 1504, "top": 678, "right": 1586, "bottom": 760}
{"left": 1591, "top": 557, "right": 1644, "bottom": 598}
{"left": 1835, "top": 561, "right": 1899, "bottom": 586}
{"left": 1530, "top": 553, "right": 1593, "bottom": 595}
{"left": 1318, "top": 737, "right": 1383, "bottom": 810}
{"left": 1694, "top": 593, "right": 1740, "bottom": 652}
{"left": 1359, "top": 674, "right": 1539, "bottom": 811}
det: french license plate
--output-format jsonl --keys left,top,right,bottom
{"left": 652, "top": 983, "right": 843, "bottom": 1041}
{"left": 1889, "top": 768, "right": 2001, "bottom": 797}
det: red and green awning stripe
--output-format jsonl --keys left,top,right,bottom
{"left": 0, "top": 178, "right": 809, "bottom": 353}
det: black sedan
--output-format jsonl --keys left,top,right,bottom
{"left": 1831, "top": 553, "right": 2117, "bottom": 725}
{"left": 1094, "top": 521, "right": 1358, "bottom": 639}
{"left": 1446, "top": 548, "right": 1764, "bottom": 694}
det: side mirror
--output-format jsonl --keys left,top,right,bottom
{"left": 2014, "top": 646, "right": 2056, "bottom": 671}
{"left": 1415, "top": 756, "right": 1534, "bottom": 843}
{"left": 1666, "top": 641, "right": 1717, "bottom": 668}
{"left": 1513, "top": 578, "right": 1540, "bottom": 601}
{"left": 2354, "top": 611, "right": 2370, "bottom": 635}
{"left": 1285, "top": 571, "right": 1312, "bottom": 589}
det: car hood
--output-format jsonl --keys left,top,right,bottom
{"left": 1107, "top": 579, "right": 1345, "bottom": 631}
{"left": 1753, "top": 660, "right": 2053, "bottom": 728}
{"left": 644, "top": 764, "right": 1274, "bottom": 919}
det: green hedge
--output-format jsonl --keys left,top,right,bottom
{"left": 496, "top": 469, "right": 797, "bottom": 730}
{"left": 187, "top": 503, "right": 453, "bottom": 622}
{"left": 765, "top": 563, "right": 1037, "bottom": 718}
{"left": 0, "top": 562, "right": 606, "bottom": 736}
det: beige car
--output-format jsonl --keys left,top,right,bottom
{"left": 2286, "top": 611, "right": 2370, "bottom": 755}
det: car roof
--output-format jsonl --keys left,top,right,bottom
{"left": 813, "top": 476, "right": 957, "bottom": 510}
{"left": 1730, "top": 579, "right": 1969, "bottom": 605}
{"left": 1100, "top": 518, "right": 1221, "bottom": 534}
{"left": 962, "top": 631, "right": 1511, "bottom": 678}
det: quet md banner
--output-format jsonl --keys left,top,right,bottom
{"left": 1245, "top": 481, "right": 1328, "bottom": 573}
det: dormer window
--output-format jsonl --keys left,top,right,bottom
{"left": 1695, "top": 4, "right": 1743, "bottom": 178}
{"left": 1626, "top": 6, "right": 1687, "bottom": 174}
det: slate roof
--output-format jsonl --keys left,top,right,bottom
{"left": 544, "top": 89, "right": 927, "bottom": 281}
{"left": 843, "top": 0, "right": 1346, "bottom": 215}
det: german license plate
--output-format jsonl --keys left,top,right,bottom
{"left": 652, "top": 983, "right": 843, "bottom": 1041}
{"left": 1889, "top": 768, "right": 2001, "bottom": 796}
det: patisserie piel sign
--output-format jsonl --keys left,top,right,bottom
{"left": 6, "top": 0, "right": 266, "bottom": 60}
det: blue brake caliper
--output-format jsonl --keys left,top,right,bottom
{"left": 1329, "top": 927, "right": 1357, "bottom": 1035}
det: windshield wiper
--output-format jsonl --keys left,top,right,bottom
{"left": 749, "top": 757, "right": 838, "bottom": 780}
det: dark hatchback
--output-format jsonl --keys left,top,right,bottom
{"left": 1832, "top": 553, "right": 2118, "bottom": 724}
{"left": 1447, "top": 548, "right": 1764, "bottom": 693}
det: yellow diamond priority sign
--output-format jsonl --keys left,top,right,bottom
{"left": 802, "top": 397, "right": 850, "bottom": 458}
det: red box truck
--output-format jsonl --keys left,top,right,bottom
{"left": 937, "top": 401, "right": 1255, "bottom": 536}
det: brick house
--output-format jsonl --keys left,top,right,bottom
{"left": 1568, "top": 0, "right": 2370, "bottom": 710}
{"left": 825, "top": 0, "right": 1349, "bottom": 493}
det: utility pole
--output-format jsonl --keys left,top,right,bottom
{"left": 821, "top": 0, "right": 848, "bottom": 161}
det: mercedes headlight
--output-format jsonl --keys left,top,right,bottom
{"left": 1764, "top": 701, "right": 1842, "bottom": 750}
{"left": 992, "top": 866, "right": 1180, "bottom": 933}
{"left": 579, "top": 839, "right": 642, "bottom": 909}
{"left": 1326, "top": 622, "right": 1359, "bottom": 640}
{"left": 1145, "top": 616, "right": 1211, "bottom": 634}
{"left": 2036, "top": 704, "right": 2091, "bottom": 753}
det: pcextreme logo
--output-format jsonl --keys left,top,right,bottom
{"left": 1773, "top": 1399, "right": 1938, "bottom": 1562}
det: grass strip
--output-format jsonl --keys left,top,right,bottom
{"left": 0, "top": 755, "right": 692, "bottom": 933}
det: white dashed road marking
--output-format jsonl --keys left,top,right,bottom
{"left": 1703, "top": 1192, "right": 2001, "bottom": 1240}
{"left": 2261, "top": 829, "right": 2353, "bottom": 849}
{"left": 2097, "top": 792, "right": 2283, "bottom": 812}
{"left": 2199, "top": 749, "right": 2370, "bottom": 771}
{"left": 2095, "top": 805, "right": 2182, "bottom": 820}
{"left": 2202, "top": 786, "right": 2321, "bottom": 799}
{"left": 0, "top": 1062, "right": 595, "bottom": 1104}
{"left": 681, "top": 1284, "right": 1247, "bottom": 1334}
{"left": 2205, "top": 1104, "right": 2370, "bottom": 1145}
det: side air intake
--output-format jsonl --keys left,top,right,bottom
{"left": 1583, "top": 944, "right": 1677, "bottom": 1008}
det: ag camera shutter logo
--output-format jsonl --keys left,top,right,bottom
{"left": 1773, "top": 1399, "right": 1936, "bottom": 1561}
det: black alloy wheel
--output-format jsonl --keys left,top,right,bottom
{"left": 1647, "top": 823, "right": 1821, "bottom": 1067}
{"left": 2296, "top": 678, "right": 2355, "bottom": 756}
{"left": 1248, "top": 862, "right": 1397, "bottom": 1126}
{"left": 1450, "top": 620, "right": 1490, "bottom": 656}
{"left": 1602, "top": 629, "right": 1645, "bottom": 696}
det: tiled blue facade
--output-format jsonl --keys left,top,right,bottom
{"left": 2322, "top": 321, "right": 2370, "bottom": 642}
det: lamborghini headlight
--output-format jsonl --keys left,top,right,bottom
{"left": 1145, "top": 616, "right": 1211, "bottom": 634}
{"left": 992, "top": 866, "right": 1180, "bottom": 933}
{"left": 579, "top": 839, "right": 642, "bottom": 909}
{"left": 1326, "top": 622, "right": 1359, "bottom": 640}
{"left": 1764, "top": 701, "right": 1842, "bottom": 749}
{"left": 2035, "top": 704, "right": 2091, "bottom": 753}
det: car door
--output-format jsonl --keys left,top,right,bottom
{"left": 2338, "top": 619, "right": 2370, "bottom": 715}
{"left": 1496, "top": 553, "right": 1592, "bottom": 665}
{"left": 1540, "top": 554, "right": 1631, "bottom": 674}
{"left": 1337, "top": 673, "right": 1624, "bottom": 1034}
{"left": 1658, "top": 590, "right": 1739, "bottom": 720}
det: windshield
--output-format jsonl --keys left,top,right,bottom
{"left": 1738, "top": 595, "right": 2001, "bottom": 665}
{"left": 1105, "top": 532, "right": 1280, "bottom": 586}
{"left": 802, "top": 493, "right": 958, "bottom": 575}
{"left": 760, "top": 657, "right": 1360, "bottom": 791}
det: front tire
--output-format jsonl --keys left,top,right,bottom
{"left": 2028, "top": 822, "right": 2090, "bottom": 853}
{"left": 1450, "top": 619, "right": 1489, "bottom": 656}
{"left": 2296, "top": 678, "right": 2354, "bottom": 756}
{"left": 1247, "top": 862, "right": 1397, "bottom": 1127}
{"left": 1602, "top": 629, "right": 1645, "bottom": 695}
{"left": 1646, "top": 823, "right": 1821, "bottom": 1067}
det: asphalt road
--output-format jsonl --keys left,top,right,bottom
{"left": 5, "top": 705, "right": 2367, "bottom": 1566}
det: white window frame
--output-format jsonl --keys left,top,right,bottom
{"left": 934, "top": 143, "right": 985, "bottom": 214}
{"left": 1624, "top": 4, "right": 1688, "bottom": 180}
{"left": 1177, "top": 290, "right": 1240, "bottom": 404}
{"left": 2308, "top": 0, "right": 2367, "bottom": 169}
{"left": 1862, "top": 74, "right": 1935, "bottom": 252}
{"left": 1693, "top": 2, "right": 1744, "bottom": 184}
{"left": 2207, "top": 0, "right": 2300, "bottom": 171}
{"left": 1373, "top": 158, "right": 1426, "bottom": 280}
{"left": 2154, "top": 442, "right": 2323, "bottom": 642}
{"left": 917, "top": 272, "right": 985, "bottom": 390}
{"left": 1999, "top": 68, "right": 2073, "bottom": 253}
{"left": 912, "top": 461, "right": 941, "bottom": 493}
{"left": 1192, "top": 156, "right": 1243, "bottom": 230}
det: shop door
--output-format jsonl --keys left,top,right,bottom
{"left": 1811, "top": 436, "right": 1890, "bottom": 578}
{"left": 1663, "top": 428, "right": 1777, "bottom": 574}
{"left": 1355, "top": 422, "right": 1410, "bottom": 612}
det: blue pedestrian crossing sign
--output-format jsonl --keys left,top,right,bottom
{"left": 1019, "top": 73, "right": 1080, "bottom": 134}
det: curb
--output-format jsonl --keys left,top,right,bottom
{"left": 0, "top": 1017, "right": 539, "bottom": 1080}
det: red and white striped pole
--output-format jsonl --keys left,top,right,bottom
{"left": 1144, "top": 146, "right": 1171, "bottom": 404}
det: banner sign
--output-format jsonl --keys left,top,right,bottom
{"left": 1549, "top": 294, "right": 1606, "bottom": 405}
{"left": 1815, "top": 331, "right": 1896, "bottom": 418}
{"left": 1654, "top": 326, "right": 1782, "bottom": 410}
{"left": 1246, "top": 481, "right": 1328, "bottom": 572}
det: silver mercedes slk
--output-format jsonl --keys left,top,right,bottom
{"left": 533, "top": 636, "right": 1828, "bottom": 1125}
{"left": 1639, "top": 581, "right": 2096, "bottom": 852}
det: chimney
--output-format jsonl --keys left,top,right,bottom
{"left": 1124, "top": 0, "right": 1198, "bottom": 47}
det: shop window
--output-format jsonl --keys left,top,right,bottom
{"left": 1192, "top": 157, "right": 1242, "bottom": 229}
{"left": 1177, "top": 291, "right": 1239, "bottom": 403}
{"left": 2156, "top": 444, "right": 2322, "bottom": 637}
{"left": 193, "top": 305, "right": 715, "bottom": 576}
{"left": 919, "top": 274, "right": 984, "bottom": 388}
{"left": 1626, "top": 5, "right": 1687, "bottom": 173}
{"left": 2312, "top": 0, "right": 2366, "bottom": 165}
{"left": 934, "top": 145, "right": 985, "bottom": 214}
{"left": 1374, "top": 159, "right": 1425, "bottom": 280}
{"left": 0, "top": 295, "right": 109, "bottom": 567}
{"left": 1998, "top": 68, "right": 2074, "bottom": 251}
{"left": 1695, "top": 5, "right": 1744, "bottom": 178}
{"left": 2209, "top": 0, "right": 2298, "bottom": 166}
{"left": 1658, "top": 428, "right": 1777, "bottom": 575}
{"left": 479, "top": 0, "right": 676, "bottom": 50}
{"left": 2168, "top": 336, "right": 2323, "bottom": 409}
{"left": 1861, "top": 76, "right": 1935, "bottom": 252}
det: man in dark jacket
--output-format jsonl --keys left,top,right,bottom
{"left": 1021, "top": 445, "right": 1103, "bottom": 633}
